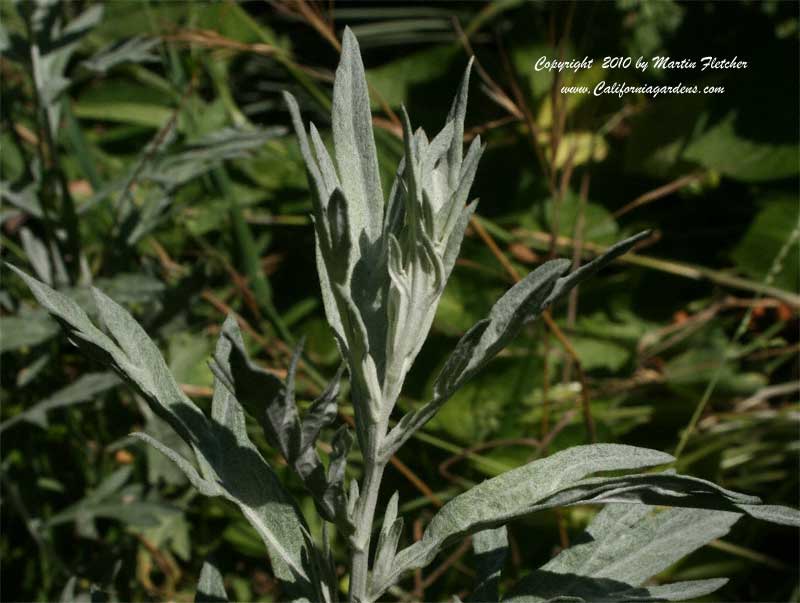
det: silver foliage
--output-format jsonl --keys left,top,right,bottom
{"left": 10, "top": 25, "right": 800, "bottom": 603}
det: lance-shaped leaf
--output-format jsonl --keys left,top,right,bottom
{"left": 542, "top": 231, "right": 650, "bottom": 309}
{"left": 81, "top": 36, "right": 160, "bottom": 74}
{"left": 468, "top": 526, "right": 508, "bottom": 603}
{"left": 503, "top": 504, "right": 740, "bottom": 602}
{"left": 446, "top": 57, "right": 474, "bottom": 188}
{"left": 370, "top": 492, "right": 405, "bottom": 595}
{"left": 0, "top": 371, "right": 119, "bottom": 433}
{"left": 382, "top": 259, "right": 569, "bottom": 459}
{"left": 383, "top": 231, "right": 650, "bottom": 459}
{"left": 211, "top": 319, "right": 354, "bottom": 535}
{"left": 433, "top": 258, "right": 571, "bottom": 400}
{"left": 9, "top": 267, "right": 318, "bottom": 602}
{"left": 505, "top": 574, "right": 727, "bottom": 603}
{"left": 332, "top": 26, "right": 384, "bottom": 246}
{"left": 374, "top": 445, "right": 671, "bottom": 595}
{"left": 195, "top": 558, "right": 228, "bottom": 603}
{"left": 374, "top": 444, "right": 800, "bottom": 596}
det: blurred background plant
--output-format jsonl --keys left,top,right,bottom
{"left": 1, "top": 1, "right": 797, "bottom": 601}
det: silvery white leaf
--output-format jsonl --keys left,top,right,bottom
{"left": 375, "top": 444, "right": 799, "bottom": 595}
{"left": 507, "top": 576, "right": 728, "bottom": 603}
{"left": 383, "top": 259, "right": 569, "bottom": 458}
{"left": 384, "top": 445, "right": 671, "bottom": 586}
{"left": 446, "top": 58, "right": 474, "bottom": 188}
{"left": 503, "top": 504, "right": 739, "bottom": 602}
{"left": 195, "top": 558, "right": 228, "bottom": 603}
{"left": 371, "top": 491, "right": 404, "bottom": 593}
{"left": 213, "top": 319, "right": 354, "bottom": 534}
{"left": 10, "top": 267, "right": 319, "bottom": 602}
{"left": 332, "top": 27, "right": 384, "bottom": 246}
{"left": 543, "top": 231, "right": 650, "bottom": 309}
{"left": 81, "top": 36, "right": 160, "bottom": 73}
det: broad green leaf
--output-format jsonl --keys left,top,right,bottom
{"left": 525, "top": 193, "right": 619, "bottom": 246}
{"left": 731, "top": 195, "right": 799, "bottom": 293}
{"left": 365, "top": 47, "right": 457, "bottom": 109}
{"left": 196, "top": 559, "right": 228, "bottom": 603}
{"left": 683, "top": 112, "right": 799, "bottom": 182}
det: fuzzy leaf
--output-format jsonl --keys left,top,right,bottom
{"left": 375, "top": 444, "right": 799, "bottom": 596}
{"left": 504, "top": 575, "right": 727, "bottom": 603}
{"left": 389, "top": 446, "right": 672, "bottom": 578}
{"left": 447, "top": 58, "right": 474, "bottom": 188}
{"left": 10, "top": 268, "right": 318, "bottom": 602}
{"left": 332, "top": 27, "right": 384, "bottom": 245}
{"left": 543, "top": 231, "right": 650, "bottom": 308}
{"left": 195, "top": 559, "right": 228, "bottom": 603}
{"left": 469, "top": 526, "right": 508, "bottom": 603}
{"left": 384, "top": 232, "right": 651, "bottom": 458}
{"left": 371, "top": 492, "right": 405, "bottom": 593}
{"left": 383, "top": 259, "right": 570, "bottom": 458}
{"left": 213, "top": 318, "right": 354, "bottom": 534}
{"left": 503, "top": 504, "right": 739, "bottom": 602}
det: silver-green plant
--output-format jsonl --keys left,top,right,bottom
{"left": 10, "top": 27, "right": 798, "bottom": 603}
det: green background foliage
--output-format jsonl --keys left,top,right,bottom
{"left": 1, "top": 1, "right": 798, "bottom": 601}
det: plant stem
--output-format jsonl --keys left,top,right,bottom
{"left": 349, "top": 435, "right": 387, "bottom": 603}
